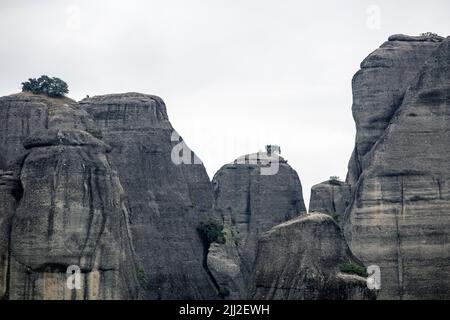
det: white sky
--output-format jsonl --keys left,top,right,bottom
{"left": 1, "top": 0, "right": 449, "bottom": 208}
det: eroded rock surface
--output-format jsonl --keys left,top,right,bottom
{"left": 0, "top": 93, "right": 96, "bottom": 170}
{"left": 347, "top": 35, "right": 443, "bottom": 184}
{"left": 81, "top": 93, "right": 217, "bottom": 299}
{"left": 9, "top": 129, "right": 140, "bottom": 300}
{"left": 0, "top": 171, "right": 20, "bottom": 299}
{"left": 208, "top": 152, "right": 306, "bottom": 298}
{"left": 309, "top": 180, "right": 351, "bottom": 223}
{"left": 251, "top": 213, "right": 375, "bottom": 300}
{"left": 344, "top": 36, "right": 450, "bottom": 299}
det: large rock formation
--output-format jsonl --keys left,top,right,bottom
{"left": 309, "top": 179, "right": 352, "bottom": 223}
{"left": 3, "top": 33, "right": 449, "bottom": 300}
{"left": 0, "top": 93, "right": 141, "bottom": 300}
{"left": 0, "top": 92, "right": 219, "bottom": 300}
{"left": 208, "top": 151, "right": 307, "bottom": 298}
{"left": 0, "top": 93, "right": 96, "bottom": 170}
{"left": 250, "top": 213, "right": 375, "bottom": 300}
{"left": 81, "top": 93, "right": 217, "bottom": 299}
{"left": 347, "top": 34, "right": 442, "bottom": 185}
{"left": 8, "top": 129, "right": 140, "bottom": 299}
{"left": 344, "top": 35, "right": 450, "bottom": 299}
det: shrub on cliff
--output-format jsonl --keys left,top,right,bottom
{"left": 329, "top": 176, "right": 342, "bottom": 185}
{"left": 339, "top": 261, "right": 368, "bottom": 277}
{"left": 197, "top": 220, "right": 226, "bottom": 247}
{"left": 22, "top": 75, "right": 69, "bottom": 97}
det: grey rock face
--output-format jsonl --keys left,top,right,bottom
{"left": 309, "top": 180, "right": 352, "bottom": 223}
{"left": 207, "top": 232, "right": 246, "bottom": 300}
{"left": 0, "top": 93, "right": 96, "bottom": 170}
{"left": 388, "top": 33, "right": 445, "bottom": 42}
{"left": 8, "top": 129, "right": 140, "bottom": 300}
{"left": 251, "top": 213, "right": 375, "bottom": 300}
{"left": 0, "top": 93, "right": 140, "bottom": 300}
{"left": 209, "top": 152, "right": 306, "bottom": 297}
{"left": 344, "top": 37, "right": 450, "bottom": 299}
{"left": 0, "top": 171, "right": 20, "bottom": 299}
{"left": 347, "top": 36, "right": 442, "bottom": 185}
{"left": 81, "top": 93, "right": 217, "bottom": 299}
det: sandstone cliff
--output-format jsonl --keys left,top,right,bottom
{"left": 344, "top": 35, "right": 450, "bottom": 299}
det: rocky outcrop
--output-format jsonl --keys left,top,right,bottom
{"left": 388, "top": 33, "right": 445, "bottom": 42}
{"left": 347, "top": 34, "right": 442, "bottom": 185}
{"left": 309, "top": 180, "right": 352, "bottom": 223}
{"left": 250, "top": 213, "right": 375, "bottom": 300}
{"left": 207, "top": 230, "right": 247, "bottom": 300}
{"left": 0, "top": 93, "right": 141, "bottom": 299}
{"left": 208, "top": 151, "right": 307, "bottom": 298}
{"left": 344, "top": 36, "right": 450, "bottom": 299}
{"left": 8, "top": 129, "right": 140, "bottom": 299}
{"left": 0, "top": 93, "right": 96, "bottom": 170}
{"left": 81, "top": 93, "right": 217, "bottom": 299}
{"left": 0, "top": 92, "right": 218, "bottom": 300}
{"left": 2, "top": 32, "right": 449, "bottom": 300}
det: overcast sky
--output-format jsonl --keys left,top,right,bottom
{"left": 1, "top": 0, "right": 449, "bottom": 207}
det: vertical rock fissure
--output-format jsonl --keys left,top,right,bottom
{"left": 79, "top": 168, "right": 95, "bottom": 260}
{"left": 90, "top": 173, "right": 107, "bottom": 267}
{"left": 331, "top": 187, "right": 336, "bottom": 214}
{"left": 245, "top": 174, "right": 252, "bottom": 234}
{"left": 47, "top": 152, "right": 62, "bottom": 239}
{"left": 436, "top": 178, "right": 443, "bottom": 199}
{"left": 201, "top": 242, "right": 221, "bottom": 298}
{"left": 4, "top": 211, "right": 14, "bottom": 300}
{"left": 395, "top": 177, "right": 405, "bottom": 299}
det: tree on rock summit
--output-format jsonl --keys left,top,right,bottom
{"left": 22, "top": 75, "right": 69, "bottom": 97}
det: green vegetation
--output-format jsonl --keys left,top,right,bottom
{"left": 331, "top": 213, "right": 340, "bottom": 223}
{"left": 329, "top": 176, "right": 342, "bottom": 185}
{"left": 136, "top": 265, "right": 149, "bottom": 289}
{"left": 421, "top": 32, "right": 438, "bottom": 37}
{"left": 86, "top": 127, "right": 103, "bottom": 139}
{"left": 22, "top": 75, "right": 69, "bottom": 97}
{"left": 197, "top": 220, "right": 226, "bottom": 247}
{"left": 219, "top": 287, "right": 231, "bottom": 299}
{"left": 340, "top": 261, "right": 368, "bottom": 278}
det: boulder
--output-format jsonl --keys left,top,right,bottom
{"left": 250, "top": 213, "right": 376, "bottom": 300}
